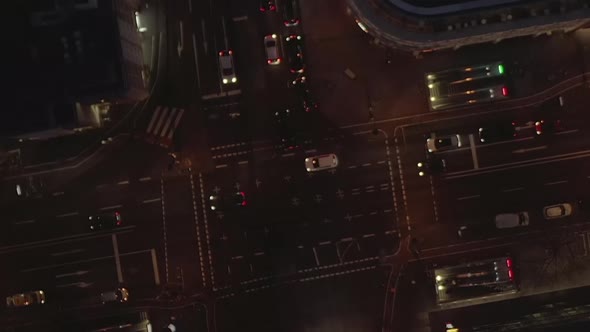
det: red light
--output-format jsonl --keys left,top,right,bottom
{"left": 508, "top": 269, "right": 514, "bottom": 280}
{"left": 228, "top": 50, "right": 233, "bottom": 55}
{"left": 218, "top": 51, "right": 223, "bottom": 56}
{"left": 506, "top": 258, "right": 512, "bottom": 268}
{"left": 267, "top": 59, "right": 272, "bottom": 64}
{"left": 502, "top": 86, "right": 508, "bottom": 96}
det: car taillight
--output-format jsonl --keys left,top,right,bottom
{"left": 502, "top": 86, "right": 509, "bottom": 96}
{"left": 267, "top": 59, "right": 272, "bottom": 64}
{"left": 508, "top": 269, "right": 514, "bottom": 280}
{"left": 506, "top": 258, "right": 512, "bottom": 268}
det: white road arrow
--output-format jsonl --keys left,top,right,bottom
{"left": 56, "top": 281, "right": 93, "bottom": 288}
{"left": 177, "top": 21, "right": 184, "bottom": 57}
{"left": 55, "top": 270, "right": 89, "bottom": 278}
{"left": 512, "top": 146, "right": 547, "bottom": 154}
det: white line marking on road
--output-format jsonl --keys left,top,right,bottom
{"left": 190, "top": 171, "right": 207, "bottom": 288}
{"left": 192, "top": 33, "right": 201, "bottom": 90}
{"left": 370, "top": 211, "right": 378, "bottom": 215}
{"left": 341, "top": 237, "right": 354, "bottom": 242}
{"left": 254, "top": 252, "right": 264, "bottom": 256}
{"left": 362, "top": 163, "right": 371, "bottom": 167}
{"left": 14, "top": 219, "right": 35, "bottom": 225}
{"left": 312, "top": 247, "right": 320, "bottom": 266}
{"left": 100, "top": 204, "right": 122, "bottom": 211}
{"left": 512, "top": 146, "right": 547, "bottom": 154}
{"left": 319, "top": 241, "right": 331, "bottom": 246}
{"left": 188, "top": 0, "right": 192, "bottom": 13}
{"left": 139, "top": 177, "right": 152, "bottom": 182}
{"left": 142, "top": 198, "right": 161, "bottom": 204}
{"left": 305, "top": 149, "right": 317, "bottom": 154}
{"left": 469, "top": 134, "right": 479, "bottom": 169}
{"left": 377, "top": 160, "right": 386, "bottom": 164}
{"left": 199, "top": 172, "right": 215, "bottom": 287}
{"left": 457, "top": 194, "right": 480, "bottom": 201}
{"left": 232, "top": 16, "right": 248, "bottom": 21}
{"left": 282, "top": 152, "right": 295, "bottom": 157}
{"left": 51, "top": 249, "right": 84, "bottom": 257}
{"left": 112, "top": 234, "right": 123, "bottom": 283}
{"left": 201, "top": 19, "right": 208, "bottom": 53}
{"left": 160, "top": 178, "right": 169, "bottom": 283}
{"left": 503, "top": 187, "right": 524, "bottom": 192}
{"left": 363, "top": 233, "right": 376, "bottom": 238}
{"left": 117, "top": 180, "right": 130, "bottom": 185}
{"left": 347, "top": 165, "right": 357, "bottom": 169}
{"left": 52, "top": 192, "right": 64, "bottom": 196}
{"left": 238, "top": 160, "right": 249, "bottom": 165}
{"left": 365, "top": 185, "right": 374, "bottom": 190}
{"left": 232, "top": 255, "right": 244, "bottom": 260}
{"left": 56, "top": 212, "right": 79, "bottom": 218}
{"left": 366, "top": 189, "right": 375, "bottom": 193}
{"left": 544, "top": 180, "right": 568, "bottom": 186}
{"left": 384, "top": 209, "right": 393, "bottom": 213}
{"left": 215, "top": 164, "right": 228, "bottom": 168}
{"left": 555, "top": 129, "right": 579, "bottom": 135}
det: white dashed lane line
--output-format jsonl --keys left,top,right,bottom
{"left": 503, "top": 187, "right": 524, "bottom": 193}
{"left": 142, "top": 198, "right": 161, "bottom": 204}
{"left": 56, "top": 212, "right": 79, "bottom": 218}
{"left": 139, "top": 177, "right": 152, "bottom": 182}
{"left": 99, "top": 204, "right": 122, "bottom": 211}
{"left": 457, "top": 194, "right": 480, "bottom": 201}
{"left": 117, "top": 180, "right": 130, "bottom": 185}
{"left": 544, "top": 180, "right": 568, "bottom": 186}
{"left": 14, "top": 219, "right": 35, "bottom": 225}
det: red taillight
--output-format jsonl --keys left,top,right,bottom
{"left": 506, "top": 258, "right": 512, "bottom": 268}
{"left": 267, "top": 59, "right": 272, "bottom": 64}
{"left": 508, "top": 269, "right": 514, "bottom": 280}
{"left": 260, "top": 7, "right": 265, "bottom": 11}
{"left": 502, "top": 86, "right": 508, "bottom": 96}
{"left": 228, "top": 50, "right": 233, "bottom": 55}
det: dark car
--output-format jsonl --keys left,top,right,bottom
{"left": 478, "top": 121, "right": 517, "bottom": 143}
{"left": 89, "top": 212, "right": 122, "bottom": 231}
{"left": 209, "top": 192, "right": 247, "bottom": 211}
{"left": 457, "top": 224, "right": 495, "bottom": 240}
{"left": 283, "top": 0, "right": 300, "bottom": 26}
{"left": 285, "top": 35, "right": 304, "bottom": 73}
{"left": 259, "top": 0, "right": 276, "bottom": 12}
{"left": 15, "top": 176, "right": 44, "bottom": 198}
{"left": 275, "top": 108, "right": 300, "bottom": 151}
{"left": 535, "top": 119, "right": 562, "bottom": 135}
{"left": 417, "top": 158, "right": 446, "bottom": 177}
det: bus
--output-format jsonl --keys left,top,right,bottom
{"left": 426, "top": 62, "right": 509, "bottom": 111}
{"left": 433, "top": 256, "right": 517, "bottom": 305}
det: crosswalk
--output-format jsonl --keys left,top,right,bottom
{"left": 144, "top": 106, "right": 185, "bottom": 148}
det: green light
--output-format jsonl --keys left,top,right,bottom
{"left": 498, "top": 64, "right": 505, "bottom": 75}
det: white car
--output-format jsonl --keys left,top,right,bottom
{"left": 426, "top": 134, "right": 461, "bottom": 153}
{"left": 305, "top": 154, "right": 338, "bottom": 172}
{"left": 495, "top": 212, "right": 529, "bottom": 229}
{"left": 218, "top": 50, "right": 237, "bottom": 84}
{"left": 6, "top": 290, "right": 45, "bottom": 307}
{"left": 264, "top": 34, "right": 281, "bottom": 65}
{"left": 543, "top": 203, "right": 572, "bottom": 220}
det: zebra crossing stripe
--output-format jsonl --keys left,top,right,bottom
{"left": 159, "top": 107, "right": 178, "bottom": 138}
{"left": 151, "top": 107, "right": 169, "bottom": 136}
{"left": 167, "top": 108, "right": 185, "bottom": 140}
{"left": 146, "top": 106, "right": 162, "bottom": 135}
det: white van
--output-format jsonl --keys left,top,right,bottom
{"left": 495, "top": 212, "right": 529, "bottom": 229}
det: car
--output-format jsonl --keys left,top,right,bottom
{"left": 264, "top": 34, "right": 281, "bottom": 65}
{"left": 101, "top": 288, "right": 129, "bottom": 303}
{"left": 15, "top": 176, "right": 44, "bottom": 197}
{"left": 259, "top": 0, "right": 276, "bottom": 11}
{"left": 478, "top": 122, "right": 517, "bottom": 143}
{"left": 218, "top": 50, "right": 237, "bottom": 84}
{"left": 305, "top": 154, "right": 338, "bottom": 172}
{"left": 6, "top": 290, "right": 45, "bottom": 308}
{"left": 495, "top": 212, "right": 529, "bottom": 229}
{"left": 290, "top": 73, "right": 306, "bottom": 87}
{"left": 301, "top": 92, "right": 317, "bottom": 113}
{"left": 285, "top": 35, "right": 304, "bottom": 73}
{"left": 209, "top": 192, "right": 247, "bottom": 211}
{"left": 275, "top": 108, "right": 299, "bottom": 150}
{"left": 283, "top": 0, "right": 300, "bottom": 26}
{"left": 543, "top": 203, "right": 572, "bottom": 219}
{"left": 89, "top": 212, "right": 122, "bottom": 231}
{"left": 426, "top": 135, "right": 461, "bottom": 153}
{"left": 417, "top": 158, "right": 446, "bottom": 177}
{"left": 535, "top": 119, "right": 562, "bottom": 135}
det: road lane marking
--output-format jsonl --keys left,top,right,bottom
{"left": 555, "top": 129, "right": 579, "bottom": 135}
{"left": 370, "top": 211, "right": 378, "bottom": 215}
{"left": 512, "top": 146, "right": 547, "bottom": 154}
{"left": 117, "top": 180, "right": 130, "bottom": 185}
{"left": 503, "top": 187, "right": 524, "bottom": 192}
{"left": 112, "top": 234, "right": 123, "bottom": 283}
{"left": 192, "top": 172, "right": 208, "bottom": 288}
{"left": 199, "top": 172, "right": 215, "bottom": 287}
{"left": 139, "top": 177, "right": 152, "bottom": 182}
{"left": 56, "top": 270, "right": 88, "bottom": 278}
{"left": 151, "top": 249, "right": 160, "bottom": 285}
{"left": 312, "top": 247, "right": 320, "bottom": 266}
{"left": 341, "top": 237, "right": 354, "bottom": 242}
{"left": 142, "top": 198, "right": 161, "bottom": 204}
{"left": 14, "top": 219, "right": 35, "bottom": 225}
{"left": 215, "top": 164, "right": 228, "bottom": 168}
{"left": 469, "top": 134, "right": 479, "bottom": 169}
{"left": 282, "top": 152, "right": 295, "bottom": 157}
{"left": 254, "top": 252, "right": 264, "bottom": 256}
{"left": 56, "top": 212, "right": 79, "bottom": 218}
{"left": 100, "top": 204, "right": 122, "bottom": 211}
{"left": 457, "top": 194, "right": 480, "bottom": 201}
{"left": 21, "top": 247, "right": 147, "bottom": 272}
{"left": 544, "top": 180, "right": 568, "bottom": 186}
{"left": 319, "top": 241, "right": 331, "bottom": 246}
{"left": 377, "top": 160, "right": 386, "bottom": 164}
{"left": 347, "top": 165, "right": 357, "bottom": 169}
{"left": 192, "top": 33, "right": 201, "bottom": 90}
{"left": 52, "top": 192, "right": 64, "bottom": 196}
{"left": 232, "top": 16, "right": 248, "bottom": 21}
{"left": 238, "top": 160, "right": 249, "bottom": 165}
{"left": 362, "top": 163, "right": 371, "bottom": 167}
{"left": 51, "top": 249, "right": 84, "bottom": 257}
{"left": 363, "top": 233, "right": 376, "bottom": 238}
{"left": 232, "top": 255, "right": 244, "bottom": 260}
{"left": 201, "top": 19, "right": 208, "bottom": 53}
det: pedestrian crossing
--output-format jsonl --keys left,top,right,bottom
{"left": 144, "top": 106, "right": 185, "bottom": 148}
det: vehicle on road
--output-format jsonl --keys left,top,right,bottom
{"left": 259, "top": 0, "right": 276, "bottom": 11}
{"left": 218, "top": 50, "right": 237, "bottom": 84}
{"left": 457, "top": 223, "right": 495, "bottom": 239}
{"left": 89, "top": 212, "right": 122, "bottom": 231}
{"left": 305, "top": 154, "right": 338, "bottom": 172}
{"left": 426, "top": 135, "right": 461, "bottom": 153}
{"left": 264, "top": 34, "right": 281, "bottom": 65}
{"left": 290, "top": 73, "right": 306, "bottom": 87}
{"left": 534, "top": 119, "right": 562, "bottom": 135}
{"left": 495, "top": 212, "right": 529, "bottom": 229}
{"left": 285, "top": 34, "right": 304, "bottom": 73}
{"left": 543, "top": 203, "right": 572, "bottom": 219}
{"left": 417, "top": 157, "right": 446, "bottom": 177}
{"left": 283, "top": 0, "right": 300, "bottom": 26}
{"left": 479, "top": 121, "right": 517, "bottom": 143}
{"left": 6, "top": 290, "right": 45, "bottom": 307}
{"left": 101, "top": 288, "right": 129, "bottom": 303}
{"left": 275, "top": 108, "right": 299, "bottom": 151}
{"left": 15, "top": 176, "right": 44, "bottom": 197}
{"left": 209, "top": 192, "right": 247, "bottom": 211}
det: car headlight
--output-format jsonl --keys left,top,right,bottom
{"left": 232, "top": 77, "right": 237, "bottom": 83}
{"left": 223, "top": 78, "right": 228, "bottom": 84}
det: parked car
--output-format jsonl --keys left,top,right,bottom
{"left": 495, "top": 212, "right": 529, "bottom": 229}
{"left": 479, "top": 122, "right": 517, "bottom": 143}
{"left": 209, "top": 192, "right": 247, "bottom": 211}
{"left": 543, "top": 203, "right": 572, "bottom": 219}
{"left": 417, "top": 158, "right": 446, "bottom": 177}
{"left": 89, "top": 212, "right": 122, "bottom": 231}
{"left": 101, "top": 288, "right": 129, "bottom": 303}
{"left": 264, "top": 34, "right": 281, "bottom": 65}
{"left": 285, "top": 34, "right": 304, "bottom": 73}
{"left": 6, "top": 290, "right": 45, "bottom": 308}
{"left": 305, "top": 154, "right": 338, "bottom": 172}
{"left": 426, "top": 135, "right": 461, "bottom": 153}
